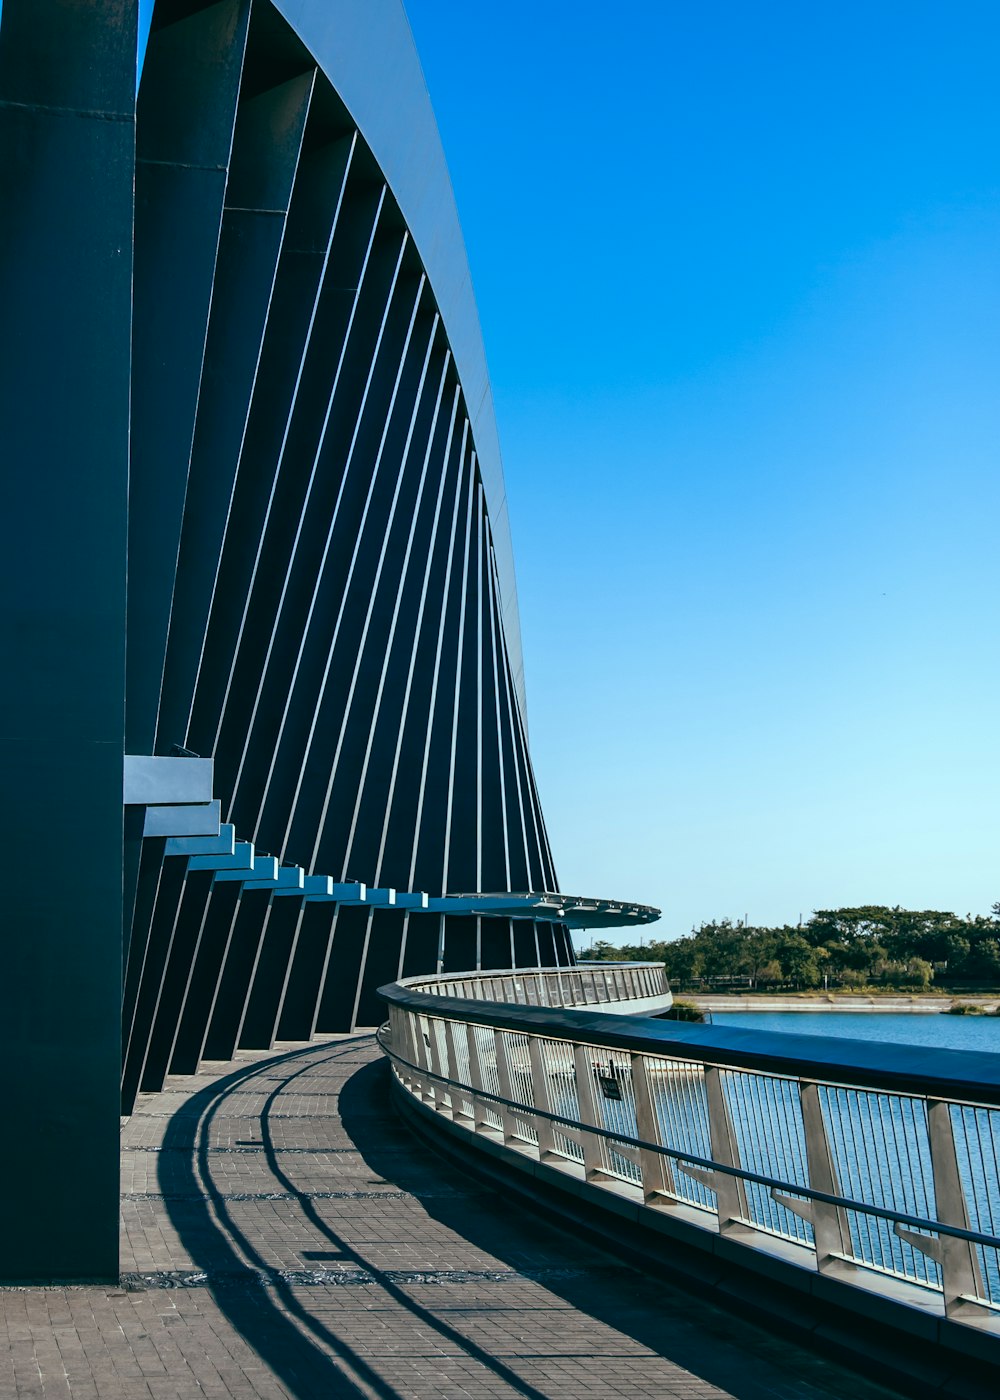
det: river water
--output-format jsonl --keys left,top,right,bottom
{"left": 711, "top": 1010, "right": 1000, "bottom": 1053}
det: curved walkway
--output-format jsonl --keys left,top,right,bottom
{"left": 2, "top": 1036, "right": 906, "bottom": 1399}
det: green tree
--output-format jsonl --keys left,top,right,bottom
{"left": 775, "top": 934, "right": 822, "bottom": 987}
{"left": 691, "top": 919, "right": 747, "bottom": 981}
{"left": 897, "top": 957, "right": 934, "bottom": 990}
{"left": 738, "top": 929, "right": 778, "bottom": 988}
{"left": 965, "top": 938, "right": 1000, "bottom": 981}
{"left": 659, "top": 936, "right": 701, "bottom": 986}
{"left": 581, "top": 905, "right": 1000, "bottom": 991}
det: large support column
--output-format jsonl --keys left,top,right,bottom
{"left": 0, "top": 0, "right": 135, "bottom": 1280}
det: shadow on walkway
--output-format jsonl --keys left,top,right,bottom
{"left": 339, "top": 1056, "right": 898, "bottom": 1400}
{"left": 154, "top": 1038, "right": 900, "bottom": 1400}
{"left": 157, "top": 1041, "right": 385, "bottom": 1400}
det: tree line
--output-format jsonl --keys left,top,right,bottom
{"left": 578, "top": 905, "right": 1000, "bottom": 992}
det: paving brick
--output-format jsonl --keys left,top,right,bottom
{"left": 0, "top": 1035, "right": 908, "bottom": 1399}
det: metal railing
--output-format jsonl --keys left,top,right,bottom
{"left": 404, "top": 962, "right": 669, "bottom": 1008}
{"left": 378, "top": 966, "right": 1000, "bottom": 1342}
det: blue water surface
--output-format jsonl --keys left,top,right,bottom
{"left": 713, "top": 1010, "right": 1000, "bottom": 1053}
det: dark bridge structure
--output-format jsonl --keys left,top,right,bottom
{"left": 0, "top": 0, "right": 657, "bottom": 1282}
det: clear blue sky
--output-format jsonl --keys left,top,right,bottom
{"left": 403, "top": 0, "right": 1000, "bottom": 940}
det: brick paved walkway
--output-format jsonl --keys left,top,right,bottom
{"left": 0, "top": 1035, "right": 905, "bottom": 1399}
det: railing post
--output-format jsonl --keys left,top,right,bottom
{"left": 928, "top": 1100, "right": 987, "bottom": 1314}
{"left": 679, "top": 1065, "right": 748, "bottom": 1232}
{"left": 894, "top": 1099, "right": 987, "bottom": 1317}
{"left": 706, "top": 1066, "right": 748, "bottom": 1229}
{"left": 386, "top": 1006, "right": 402, "bottom": 1077}
{"left": 527, "top": 1035, "right": 557, "bottom": 1158}
{"left": 572, "top": 1043, "right": 606, "bottom": 1181}
{"left": 630, "top": 1053, "right": 676, "bottom": 1204}
{"left": 771, "top": 1081, "right": 853, "bottom": 1272}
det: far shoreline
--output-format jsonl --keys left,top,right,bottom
{"left": 688, "top": 993, "right": 1000, "bottom": 1014}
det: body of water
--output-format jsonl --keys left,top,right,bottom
{"left": 711, "top": 1010, "right": 1000, "bottom": 1054}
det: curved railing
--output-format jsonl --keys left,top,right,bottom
{"left": 402, "top": 962, "right": 671, "bottom": 1014}
{"left": 378, "top": 966, "right": 1000, "bottom": 1364}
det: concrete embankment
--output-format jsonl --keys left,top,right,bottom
{"left": 687, "top": 993, "right": 1000, "bottom": 1014}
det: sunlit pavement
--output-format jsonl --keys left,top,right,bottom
{"left": 0, "top": 1035, "right": 905, "bottom": 1399}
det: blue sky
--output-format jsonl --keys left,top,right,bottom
{"left": 403, "top": 0, "right": 1000, "bottom": 939}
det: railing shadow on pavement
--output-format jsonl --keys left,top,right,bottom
{"left": 150, "top": 1041, "right": 399, "bottom": 1400}
{"left": 151, "top": 1039, "right": 641, "bottom": 1400}
{"left": 339, "top": 1055, "right": 901, "bottom": 1400}
{"left": 142, "top": 1033, "right": 896, "bottom": 1400}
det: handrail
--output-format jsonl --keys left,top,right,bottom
{"left": 399, "top": 961, "right": 670, "bottom": 1011}
{"left": 378, "top": 966, "right": 1000, "bottom": 1340}
{"left": 385, "top": 984, "right": 1000, "bottom": 1108}
{"left": 376, "top": 1027, "right": 1000, "bottom": 1252}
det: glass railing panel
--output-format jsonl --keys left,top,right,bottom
{"left": 821, "top": 1085, "right": 940, "bottom": 1290}
{"left": 586, "top": 1046, "right": 641, "bottom": 1185}
{"left": 496, "top": 1029, "right": 537, "bottom": 1145}
{"left": 468, "top": 1021, "right": 502, "bottom": 1132}
{"left": 539, "top": 1035, "right": 583, "bottom": 1163}
{"left": 723, "top": 1070, "right": 812, "bottom": 1246}
{"left": 646, "top": 1055, "right": 716, "bottom": 1212}
{"left": 446, "top": 1019, "right": 475, "bottom": 1120}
